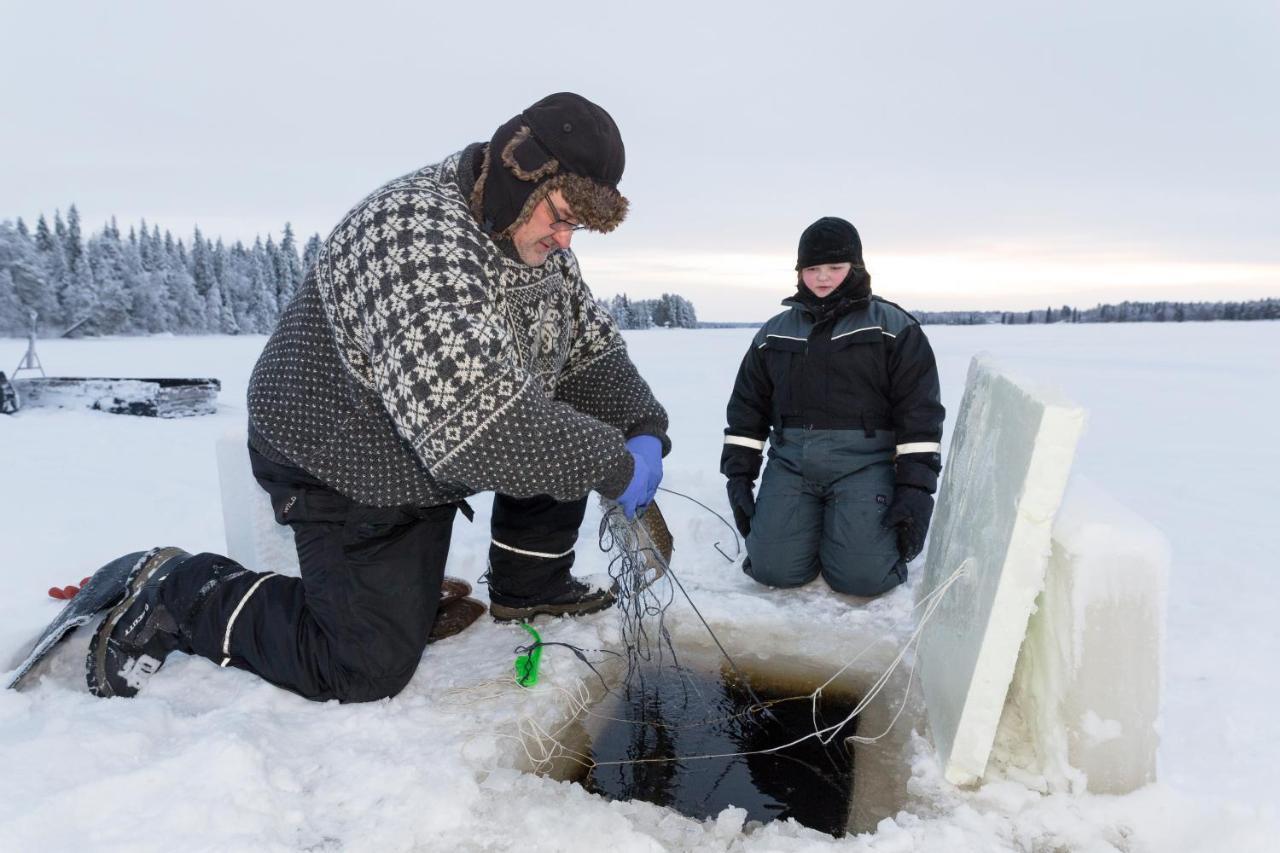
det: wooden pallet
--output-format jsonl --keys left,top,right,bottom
{"left": 11, "top": 377, "right": 221, "bottom": 418}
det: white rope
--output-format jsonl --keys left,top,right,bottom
{"left": 508, "top": 556, "right": 973, "bottom": 770}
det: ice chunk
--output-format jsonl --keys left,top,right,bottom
{"left": 918, "top": 355, "right": 1086, "bottom": 787}
{"left": 215, "top": 428, "right": 300, "bottom": 575}
{"left": 997, "top": 476, "right": 1168, "bottom": 793}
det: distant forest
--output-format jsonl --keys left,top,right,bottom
{"left": 2, "top": 209, "right": 1274, "bottom": 337}
{"left": 599, "top": 293, "right": 698, "bottom": 329}
{"left": 0, "top": 208, "right": 317, "bottom": 337}
{"left": 0, "top": 209, "right": 706, "bottom": 337}
{"left": 914, "top": 300, "right": 1280, "bottom": 325}
{"left": 699, "top": 298, "right": 1280, "bottom": 329}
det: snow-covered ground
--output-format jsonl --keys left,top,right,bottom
{"left": 0, "top": 322, "right": 1276, "bottom": 852}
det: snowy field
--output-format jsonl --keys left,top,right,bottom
{"left": 0, "top": 321, "right": 1277, "bottom": 852}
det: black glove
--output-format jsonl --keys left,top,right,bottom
{"left": 881, "top": 485, "right": 934, "bottom": 562}
{"left": 725, "top": 477, "right": 756, "bottom": 538}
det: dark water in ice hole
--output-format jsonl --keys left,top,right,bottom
{"left": 552, "top": 663, "right": 859, "bottom": 837}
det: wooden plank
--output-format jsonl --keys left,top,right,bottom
{"left": 11, "top": 377, "right": 220, "bottom": 418}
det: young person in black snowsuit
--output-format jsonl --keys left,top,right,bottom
{"left": 721, "top": 217, "right": 943, "bottom": 597}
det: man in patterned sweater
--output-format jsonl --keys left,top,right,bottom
{"left": 86, "top": 93, "right": 670, "bottom": 703}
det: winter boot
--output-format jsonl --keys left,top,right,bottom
{"left": 427, "top": 596, "right": 487, "bottom": 643}
{"left": 440, "top": 576, "right": 473, "bottom": 607}
{"left": 488, "top": 576, "right": 617, "bottom": 622}
{"left": 86, "top": 546, "right": 191, "bottom": 698}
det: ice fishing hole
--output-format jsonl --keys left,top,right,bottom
{"left": 542, "top": 654, "right": 867, "bottom": 837}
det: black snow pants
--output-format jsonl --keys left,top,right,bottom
{"left": 744, "top": 428, "right": 906, "bottom": 597}
{"left": 159, "top": 447, "right": 589, "bottom": 703}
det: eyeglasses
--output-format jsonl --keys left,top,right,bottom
{"left": 544, "top": 196, "right": 586, "bottom": 233}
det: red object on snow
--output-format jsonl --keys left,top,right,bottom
{"left": 47, "top": 577, "right": 96, "bottom": 600}
{"left": 48, "top": 581, "right": 89, "bottom": 600}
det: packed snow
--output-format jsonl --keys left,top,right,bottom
{"left": 1, "top": 321, "right": 1277, "bottom": 852}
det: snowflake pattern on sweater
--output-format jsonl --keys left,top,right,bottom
{"left": 247, "top": 149, "right": 667, "bottom": 506}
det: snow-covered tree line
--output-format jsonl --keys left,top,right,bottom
{"left": 914, "top": 299, "right": 1280, "bottom": 326}
{"left": 0, "top": 207, "right": 321, "bottom": 337}
{"left": 600, "top": 293, "right": 699, "bottom": 329}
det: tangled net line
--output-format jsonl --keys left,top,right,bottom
{"left": 510, "top": 487, "right": 971, "bottom": 776}
{"left": 597, "top": 498, "right": 686, "bottom": 695}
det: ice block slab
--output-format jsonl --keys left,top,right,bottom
{"left": 919, "top": 355, "right": 1086, "bottom": 787}
{"left": 215, "top": 429, "right": 300, "bottom": 575}
{"left": 1000, "top": 476, "right": 1168, "bottom": 793}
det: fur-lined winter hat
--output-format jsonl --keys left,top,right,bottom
{"left": 472, "top": 92, "right": 629, "bottom": 237}
{"left": 796, "top": 217, "right": 864, "bottom": 270}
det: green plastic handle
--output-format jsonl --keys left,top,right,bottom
{"left": 514, "top": 623, "right": 543, "bottom": 688}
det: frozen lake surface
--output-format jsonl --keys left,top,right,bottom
{"left": 1, "top": 321, "right": 1276, "bottom": 851}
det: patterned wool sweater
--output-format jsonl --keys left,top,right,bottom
{"left": 247, "top": 145, "right": 668, "bottom": 507}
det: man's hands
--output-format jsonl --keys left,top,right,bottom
{"left": 725, "top": 477, "right": 756, "bottom": 538}
{"left": 617, "top": 435, "right": 663, "bottom": 519}
{"left": 881, "top": 485, "right": 934, "bottom": 562}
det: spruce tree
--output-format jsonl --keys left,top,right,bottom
{"left": 278, "top": 223, "right": 304, "bottom": 307}
{"left": 164, "top": 231, "right": 204, "bottom": 332}
{"left": 61, "top": 257, "right": 96, "bottom": 334}
{"left": 34, "top": 215, "right": 53, "bottom": 253}
{"left": 302, "top": 233, "right": 322, "bottom": 276}
{"left": 246, "top": 237, "right": 279, "bottom": 332}
{"left": 66, "top": 205, "right": 85, "bottom": 274}
{"left": 125, "top": 223, "right": 168, "bottom": 332}
{"left": 0, "top": 267, "right": 24, "bottom": 335}
{"left": 265, "top": 234, "right": 288, "bottom": 311}
{"left": 651, "top": 294, "right": 672, "bottom": 327}
{"left": 2, "top": 220, "right": 58, "bottom": 328}
{"left": 190, "top": 227, "right": 216, "bottom": 299}
{"left": 86, "top": 228, "right": 131, "bottom": 333}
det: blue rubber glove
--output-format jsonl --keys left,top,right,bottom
{"left": 615, "top": 451, "right": 653, "bottom": 520}
{"left": 625, "top": 435, "right": 663, "bottom": 509}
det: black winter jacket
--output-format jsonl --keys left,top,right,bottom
{"left": 721, "top": 282, "right": 945, "bottom": 492}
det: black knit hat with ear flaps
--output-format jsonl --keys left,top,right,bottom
{"left": 473, "top": 92, "right": 629, "bottom": 237}
{"left": 796, "top": 216, "right": 864, "bottom": 270}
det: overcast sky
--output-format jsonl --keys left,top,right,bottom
{"left": 4, "top": 0, "right": 1277, "bottom": 320}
